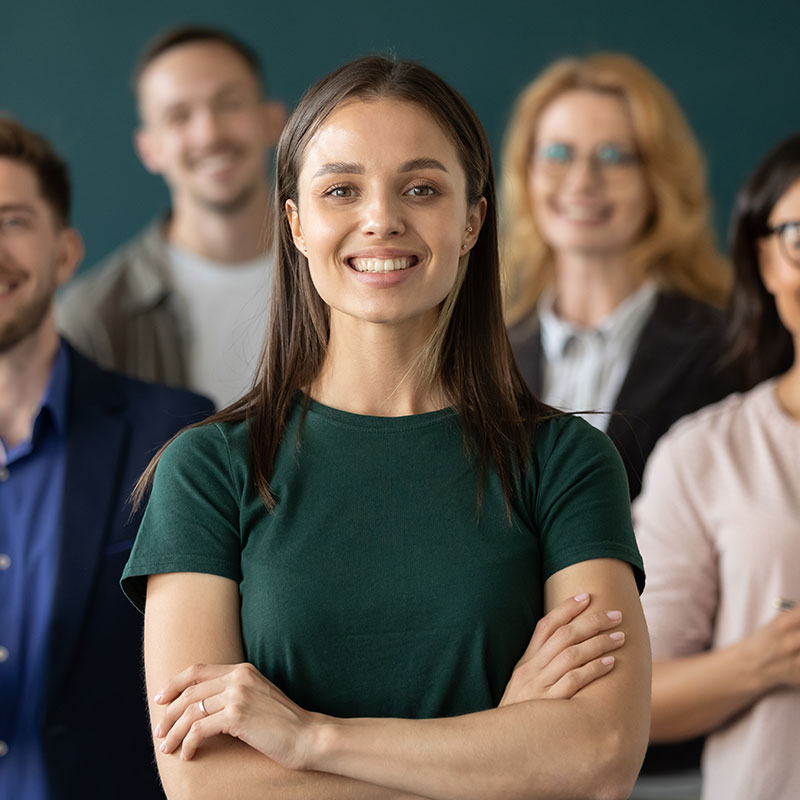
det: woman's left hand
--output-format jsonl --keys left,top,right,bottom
{"left": 153, "top": 662, "right": 319, "bottom": 766}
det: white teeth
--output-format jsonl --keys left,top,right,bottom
{"left": 560, "top": 205, "right": 608, "bottom": 222}
{"left": 197, "top": 154, "right": 237, "bottom": 171}
{"left": 351, "top": 257, "right": 414, "bottom": 273}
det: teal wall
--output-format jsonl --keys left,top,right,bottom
{"left": 3, "top": 0, "right": 798, "bottom": 269}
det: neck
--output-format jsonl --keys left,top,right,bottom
{"left": 551, "top": 251, "right": 643, "bottom": 326}
{"left": 0, "top": 317, "right": 60, "bottom": 448}
{"left": 310, "top": 314, "right": 446, "bottom": 416}
{"left": 168, "top": 182, "right": 270, "bottom": 263}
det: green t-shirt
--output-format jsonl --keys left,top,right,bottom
{"left": 122, "top": 398, "right": 643, "bottom": 720}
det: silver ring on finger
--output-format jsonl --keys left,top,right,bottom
{"left": 198, "top": 698, "right": 208, "bottom": 717}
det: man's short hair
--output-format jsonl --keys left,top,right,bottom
{"left": 132, "top": 25, "right": 266, "bottom": 95}
{"left": 0, "top": 116, "right": 71, "bottom": 226}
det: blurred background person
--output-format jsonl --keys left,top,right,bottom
{"left": 634, "top": 133, "right": 800, "bottom": 800}
{"left": 57, "top": 25, "right": 286, "bottom": 408}
{"left": 0, "top": 116, "right": 212, "bottom": 799}
{"left": 501, "top": 53, "right": 744, "bottom": 503}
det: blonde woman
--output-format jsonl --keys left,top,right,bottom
{"left": 502, "top": 53, "right": 743, "bottom": 501}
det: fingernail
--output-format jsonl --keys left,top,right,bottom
{"left": 601, "top": 656, "right": 615, "bottom": 666}
{"left": 609, "top": 631, "right": 625, "bottom": 641}
{"left": 606, "top": 611, "right": 622, "bottom": 621}
{"left": 153, "top": 693, "right": 163, "bottom": 704}
{"left": 160, "top": 742, "right": 168, "bottom": 753}
{"left": 574, "top": 592, "right": 589, "bottom": 602}
{"left": 154, "top": 725, "right": 162, "bottom": 738}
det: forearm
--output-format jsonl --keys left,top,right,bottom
{"left": 155, "top": 736, "right": 428, "bottom": 800}
{"left": 309, "top": 695, "right": 644, "bottom": 800}
{"left": 650, "top": 643, "right": 765, "bottom": 742}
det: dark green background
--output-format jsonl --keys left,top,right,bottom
{"left": 3, "top": 0, "right": 798, "bottom": 270}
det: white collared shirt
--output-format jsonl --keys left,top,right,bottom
{"left": 539, "top": 282, "right": 658, "bottom": 431}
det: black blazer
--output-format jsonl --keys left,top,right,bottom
{"left": 510, "top": 292, "right": 745, "bottom": 500}
{"left": 41, "top": 344, "right": 213, "bottom": 799}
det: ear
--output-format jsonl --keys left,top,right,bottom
{"left": 262, "top": 100, "right": 287, "bottom": 147}
{"left": 134, "top": 126, "right": 163, "bottom": 175}
{"left": 54, "top": 228, "right": 85, "bottom": 286}
{"left": 285, "top": 199, "right": 307, "bottom": 256}
{"left": 462, "top": 196, "right": 488, "bottom": 253}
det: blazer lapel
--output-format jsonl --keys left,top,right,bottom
{"left": 45, "top": 347, "right": 128, "bottom": 708}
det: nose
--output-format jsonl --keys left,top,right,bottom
{"left": 188, "top": 106, "right": 223, "bottom": 147}
{"left": 563, "top": 155, "right": 602, "bottom": 191}
{"left": 361, "top": 189, "right": 405, "bottom": 238}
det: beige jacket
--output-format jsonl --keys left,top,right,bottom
{"left": 56, "top": 219, "right": 189, "bottom": 387}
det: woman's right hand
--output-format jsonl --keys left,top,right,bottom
{"left": 499, "top": 593, "right": 625, "bottom": 707}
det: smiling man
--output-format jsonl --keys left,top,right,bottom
{"left": 57, "top": 26, "right": 286, "bottom": 407}
{"left": 0, "top": 117, "right": 212, "bottom": 799}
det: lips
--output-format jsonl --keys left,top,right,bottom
{"left": 554, "top": 201, "right": 612, "bottom": 223}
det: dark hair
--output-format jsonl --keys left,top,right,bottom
{"left": 134, "top": 55, "right": 545, "bottom": 513}
{"left": 726, "top": 133, "right": 800, "bottom": 387}
{"left": 132, "top": 24, "right": 265, "bottom": 94}
{"left": 0, "top": 116, "right": 71, "bottom": 226}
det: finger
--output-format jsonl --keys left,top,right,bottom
{"left": 155, "top": 677, "right": 228, "bottom": 739}
{"left": 546, "top": 655, "right": 617, "bottom": 700}
{"left": 180, "top": 710, "right": 232, "bottom": 761}
{"left": 154, "top": 663, "right": 235, "bottom": 705}
{"left": 160, "top": 697, "right": 215, "bottom": 755}
{"left": 531, "top": 609, "right": 623, "bottom": 670}
{"left": 540, "top": 630, "right": 625, "bottom": 687}
{"left": 518, "top": 593, "right": 592, "bottom": 663}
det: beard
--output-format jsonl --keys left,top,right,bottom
{"left": 192, "top": 179, "right": 258, "bottom": 216}
{"left": 0, "top": 282, "right": 53, "bottom": 353}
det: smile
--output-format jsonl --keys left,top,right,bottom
{"left": 556, "top": 202, "right": 611, "bottom": 223}
{"left": 349, "top": 256, "right": 418, "bottom": 273}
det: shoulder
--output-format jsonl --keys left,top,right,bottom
{"left": 647, "top": 291, "right": 727, "bottom": 341}
{"left": 157, "top": 418, "right": 248, "bottom": 471}
{"left": 57, "top": 221, "right": 167, "bottom": 313}
{"left": 66, "top": 343, "right": 213, "bottom": 422}
{"left": 534, "top": 412, "right": 621, "bottom": 465}
{"left": 657, "top": 382, "right": 771, "bottom": 457}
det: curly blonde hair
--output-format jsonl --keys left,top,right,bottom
{"left": 501, "top": 53, "right": 730, "bottom": 323}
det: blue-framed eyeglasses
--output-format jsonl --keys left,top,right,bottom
{"left": 532, "top": 141, "right": 641, "bottom": 183}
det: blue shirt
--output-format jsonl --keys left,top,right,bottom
{"left": 0, "top": 342, "right": 70, "bottom": 798}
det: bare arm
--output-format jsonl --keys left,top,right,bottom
{"left": 145, "top": 572, "right": 428, "bottom": 800}
{"left": 651, "top": 606, "right": 800, "bottom": 742}
{"left": 150, "top": 559, "right": 649, "bottom": 800}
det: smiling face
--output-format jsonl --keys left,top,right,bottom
{"left": 0, "top": 158, "right": 81, "bottom": 353}
{"left": 286, "top": 98, "right": 484, "bottom": 336}
{"left": 136, "top": 41, "right": 279, "bottom": 214}
{"left": 529, "top": 89, "right": 651, "bottom": 261}
{"left": 760, "top": 177, "right": 800, "bottom": 338}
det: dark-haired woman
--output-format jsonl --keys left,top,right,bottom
{"left": 122, "top": 57, "right": 650, "bottom": 800}
{"left": 634, "top": 134, "right": 800, "bottom": 800}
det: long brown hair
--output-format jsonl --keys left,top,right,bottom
{"left": 501, "top": 53, "right": 730, "bottom": 323}
{"left": 134, "top": 56, "right": 544, "bottom": 513}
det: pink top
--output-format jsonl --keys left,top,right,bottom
{"left": 634, "top": 380, "right": 800, "bottom": 800}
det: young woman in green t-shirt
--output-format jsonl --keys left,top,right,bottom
{"left": 126, "top": 56, "right": 650, "bottom": 799}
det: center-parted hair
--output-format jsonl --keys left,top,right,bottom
{"left": 134, "top": 55, "right": 544, "bottom": 514}
{"left": 501, "top": 53, "right": 730, "bottom": 323}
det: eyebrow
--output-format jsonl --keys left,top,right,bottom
{"left": 312, "top": 157, "right": 449, "bottom": 180}
{"left": 0, "top": 203, "right": 35, "bottom": 214}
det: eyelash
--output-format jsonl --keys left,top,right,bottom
{"left": 321, "top": 182, "right": 440, "bottom": 199}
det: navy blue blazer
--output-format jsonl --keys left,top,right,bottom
{"left": 41, "top": 343, "right": 213, "bottom": 800}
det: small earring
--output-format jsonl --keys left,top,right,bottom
{"left": 467, "top": 226, "right": 473, "bottom": 233}
{"left": 462, "top": 243, "right": 468, "bottom": 250}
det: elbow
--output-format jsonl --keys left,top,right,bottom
{"left": 582, "top": 723, "right": 648, "bottom": 800}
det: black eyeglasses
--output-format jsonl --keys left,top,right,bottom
{"left": 765, "top": 221, "right": 800, "bottom": 267}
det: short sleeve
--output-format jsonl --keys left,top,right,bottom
{"left": 633, "top": 430, "right": 718, "bottom": 659}
{"left": 533, "top": 416, "right": 645, "bottom": 592}
{"left": 121, "top": 423, "right": 243, "bottom": 612}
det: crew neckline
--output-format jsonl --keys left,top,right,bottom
{"left": 297, "top": 393, "right": 458, "bottom": 432}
